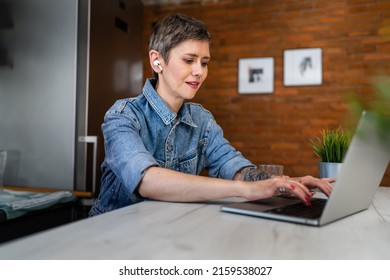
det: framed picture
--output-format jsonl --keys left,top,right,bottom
{"left": 238, "top": 57, "right": 274, "bottom": 94}
{"left": 283, "top": 48, "right": 322, "bottom": 86}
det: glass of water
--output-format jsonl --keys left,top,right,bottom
{"left": 258, "top": 164, "right": 284, "bottom": 177}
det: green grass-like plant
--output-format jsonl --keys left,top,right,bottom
{"left": 310, "top": 127, "right": 352, "bottom": 163}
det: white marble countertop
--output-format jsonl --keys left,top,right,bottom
{"left": 0, "top": 187, "right": 389, "bottom": 260}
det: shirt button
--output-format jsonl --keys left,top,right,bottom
{"left": 167, "top": 144, "right": 173, "bottom": 152}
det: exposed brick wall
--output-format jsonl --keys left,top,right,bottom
{"left": 142, "top": 0, "right": 390, "bottom": 186}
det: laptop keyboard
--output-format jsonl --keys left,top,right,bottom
{"left": 265, "top": 198, "right": 327, "bottom": 219}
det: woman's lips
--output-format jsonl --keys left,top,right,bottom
{"left": 186, "top": 81, "right": 200, "bottom": 89}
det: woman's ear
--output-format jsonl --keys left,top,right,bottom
{"left": 149, "top": 50, "right": 163, "bottom": 73}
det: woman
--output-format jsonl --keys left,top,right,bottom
{"left": 89, "top": 14, "right": 333, "bottom": 216}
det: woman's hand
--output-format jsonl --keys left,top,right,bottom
{"left": 243, "top": 175, "right": 335, "bottom": 206}
{"left": 292, "top": 175, "right": 335, "bottom": 197}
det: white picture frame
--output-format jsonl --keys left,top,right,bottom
{"left": 283, "top": 48, "right": 322, "bottom": 86}
{"left": 238, "top": 57, "right": 274, "bottom": 94}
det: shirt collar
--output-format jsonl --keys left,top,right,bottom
{"left": 143, "top": 78, "right": 197, "bottom": 128}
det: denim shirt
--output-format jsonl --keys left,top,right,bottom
{"left": 89, "top": 78, "right": 254, "bottom": 216}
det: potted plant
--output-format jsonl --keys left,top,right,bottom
{"left": 310, "top": 127, "right": 352, "bottom": 178}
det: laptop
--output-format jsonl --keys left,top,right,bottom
{"left": 221, "top": 111, "right": 390, "bottom": 226}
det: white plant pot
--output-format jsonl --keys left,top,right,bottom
{"left": 318, "top": 162, "right": 342, "bottom": 179}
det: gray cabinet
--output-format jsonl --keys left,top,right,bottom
{"left": 0, "top": 0, "right": 143, "bottom": 193}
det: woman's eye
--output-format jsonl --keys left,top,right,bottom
{"left": 184, "top": 59, "right": 193, "bottom": 64}
{"left": 202, "top": 62, "right": 209, "bottom": 67}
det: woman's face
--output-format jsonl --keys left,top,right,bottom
{"left": 156, "top": 39, "right": 210, "bottom": 110}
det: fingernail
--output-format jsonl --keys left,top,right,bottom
{"left": 310, "top": 191, "right": 315, "bottom": 196}
{"left": 305, "top": 196, "right": 311, "bottom": 206}
{"left": 290, "top": 184, "right": 296, "bottom": 190}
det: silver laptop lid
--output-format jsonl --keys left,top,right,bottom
{"left": 320, "top": 111, "right": 390, "bottom": 225}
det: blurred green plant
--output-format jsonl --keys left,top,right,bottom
{"left": 310, "top": 127, "right": 352, "bottom": 163}
{"left": 349, "top": 75, "right": 390, "bottom": 150}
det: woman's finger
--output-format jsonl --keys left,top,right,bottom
{"left": 272, "top": 177, "right": 312, "bottom": 205}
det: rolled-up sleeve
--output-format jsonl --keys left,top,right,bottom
{"left": 102, "top": 104, "right": 158, "bottom": 195}
{"left": 204, "top": 118, "right": 255, "bottom": 180}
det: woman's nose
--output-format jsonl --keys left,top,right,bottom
{"left": 192, "top": 63, "right": 204, "bottom": 77}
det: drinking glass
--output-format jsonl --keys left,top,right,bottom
{"left": 258, "top": 164, "right": 284, "bottom": 177}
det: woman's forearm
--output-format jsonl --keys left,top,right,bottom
{"left": 138, "top": 166, "right": 246, "bottom": 202}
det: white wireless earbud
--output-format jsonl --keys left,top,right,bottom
{"left": 153, "top": 60, "right": 163, "bottom": 71}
